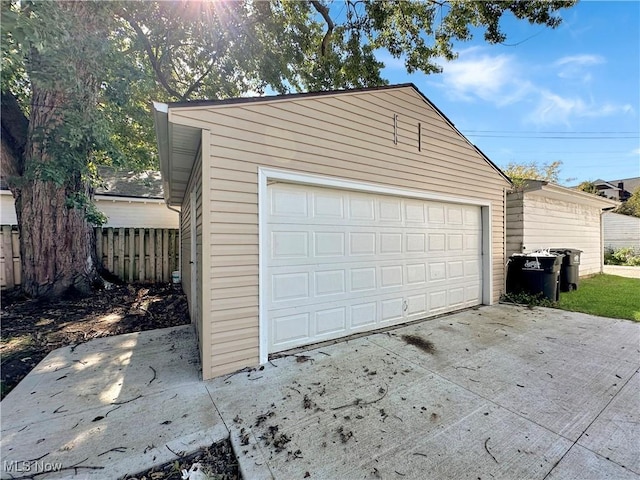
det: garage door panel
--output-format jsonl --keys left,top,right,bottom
{"left": 315, "top": 270, "right": 346, "bottom": 296}
{"left": 313, "top": 192, "right": 344, "bottom": 218}
{"left": 350, "top": 232, "right": 376, "bottom": 255}
{"left": 316, "top": 307, "right": 346, "bottom": 335}
{"left": 314, "top": 231, "right": 345, "bottom": 257}
{"left": 351, "top": 302, "right": 377, "bottom": 328}
{"left": 270, "top": 188, "right": 308, "bottom": 216}
{"left": 267, "top": 183, "right": 482, "bottom": 353}
{"left": 272, "top": 272, "right": 309, "bottom": 302}
{"left": 406, "top": 263, "right": 427, "bottom": 284}
{"left": 271, "top": 231, "right": 308, "bottom": 258}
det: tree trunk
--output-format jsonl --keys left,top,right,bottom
{"left": 16, "top": 85, "right": 102, "bottom": 299}
{"left": 5, "top": 1, "right": 109, "bottom": 299}
{"left": 16, "top": 179, "right": 100, "bottom": 299}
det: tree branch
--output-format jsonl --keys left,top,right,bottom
{"left": 120, "top": 13, "right": 186, "bottom": 101}
{"left": 310, "top": 0, "right": 334, "bottom": 57}
{"left": 183, "top": 60, "right": 217, "bottom": 100}
{"left": 1, "top": 90, "right": 29, "bottom": 184}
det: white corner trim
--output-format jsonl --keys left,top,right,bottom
{"left": 258, "top": 167, "right": 495, "bottom": 363}
{"left": 481, "top": 204, "right": 493, "bottom": 305}
{"left": 258, "top": 168, "right": 269, "bottom": 364}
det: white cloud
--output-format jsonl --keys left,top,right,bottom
{"left": 430, "top": 47, "right": 631, "bottom": 127}
{"left": 528, "top": 90, "right": 633, "bottom": 126}
{"left": 553, "top": 54, "right": 605, "bottom": 82}
{"left": 632, "top": 148, "right": 640, "bottom": 156}
{"left": 554, "top": 54, "right": 605, "bottom": 67}
{"left": 435, "top": 48, "right": 534, "bottom": 106}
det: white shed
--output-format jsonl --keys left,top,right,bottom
{"left": 506, "top": 181, "right": 618, "bottom": 276}
{"left": 603, "top": 212, "right": 640, "bottom": 252}
{"left": 0, "top": 168, "right": 178, "bottom": 229}
{"left": 153, "top": 84, "right": 512, "bottom": 379}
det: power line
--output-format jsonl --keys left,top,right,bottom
{"left": 463, "top": 130, "right": 638, "bottom": 134}
{"left": 466, "top": 134, "right": 638, "bottom": 139}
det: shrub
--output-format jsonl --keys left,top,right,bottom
{"left": 500, "top": 291, "right": 556, "bottom": 307}
{"left": 604, "top": 247, "right": 640, "bottom": 266}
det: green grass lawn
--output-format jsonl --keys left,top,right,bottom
{"left": 557, "top": 274, "right": 640, "bottom": 321}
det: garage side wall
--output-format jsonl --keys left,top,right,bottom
{"left": 180, "top": 148, "right": 205, "bottom": 361}
{"left": 172, "top": 88, "right": 510, "bottom": 379}
{"left": 521, "top": 193, "right": 603, "bottom": 275}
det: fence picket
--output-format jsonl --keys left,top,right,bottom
{"left": 118, "top": 227, "right": 125, "bottom": 279}
{"left": 1, "top": 226, "right": 179, "bottom": 288}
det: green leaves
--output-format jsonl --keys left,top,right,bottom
{"left": 504, "top": 160, "right": 563, "bottom": 188}
{"left": 2, "top": 0, "right": 578, "bottom": 180}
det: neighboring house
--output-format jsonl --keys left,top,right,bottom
{"left": 0, "top": 168, "right": 179, "bottom": 228}
{"left": 593, "top": 177, "right": 640, "bottom": 201}
{"left": 603, "top": 212, "right": 640, "bottom": 252}
{"left": 506, "top": 181, "right": 617, "bottom": 276}
{"left": 153, "top": 83, "right": 512, "bottom": 380}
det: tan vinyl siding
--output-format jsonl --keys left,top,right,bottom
{"left": 181, "top": 147, "right": 204, "bottom": 363}
{"left": 175, "top": 87, "right": 510, "bottom": 379}
{"left": 520, "top": 193, "right": 604, "bottom": 275}
{"left": 603, "top": 212, "right": 640, "bottom": 251}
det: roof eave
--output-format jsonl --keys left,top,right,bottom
{"left": 152, "top": 102, "right": 172, "bottom": 206}
{"left": 525, "top": 181, "right": 620, "bottom": 208}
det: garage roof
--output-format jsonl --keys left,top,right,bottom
{"left": 520, "top": 180, "right": 619, "bottom": 209}
{"left": 153, "top": 83, "right": 511, "bottom": 206}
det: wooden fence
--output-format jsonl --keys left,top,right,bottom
{"left": 0, "top": 226, "right": 179, "bottom": 289}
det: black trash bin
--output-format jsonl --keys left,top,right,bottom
{"left": 520, "top": 254, "right": 564, "bottom": 301}
{"left": 550, "top": 248, "right": 582, "bottom": 291}
{"left": 506, "top": 254, "right": 527, "bottom": 294}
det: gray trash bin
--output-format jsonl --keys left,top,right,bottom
{"left": 550, "top": 248, "right": 582, "bottom": 291}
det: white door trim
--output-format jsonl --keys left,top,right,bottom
{"left": 258, "top": 167, "right": 493, "bottom": 364}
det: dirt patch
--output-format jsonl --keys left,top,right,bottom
{"left": 1, "top": 283, "right": 189, "bottom": 399}
{"left": 121, "top": 439, "right": 240, "bottom": 479}
{"left": 400, "top": 334, "right": 435, "bottom": 354}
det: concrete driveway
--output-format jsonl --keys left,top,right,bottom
{"left": 209, "top": 305, "right": 640, "bottom": 480}
{"left": 1, "top": 305, "right": 639, "bottom": 479}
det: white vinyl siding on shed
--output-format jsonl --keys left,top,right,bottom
{"left": 0, "top": 191, "right": 178, "bottom": 228}
{"left": 507, "top": 191, "right": 604, "bottom": 276}
{"left": 505, "top": 191, "right": 524, "bottom": 255}
{"left": 168, "top": 86, "right": 510, "bottom": 379}
{"left": 603, "top": 212, "right": 640, "bottom": 252}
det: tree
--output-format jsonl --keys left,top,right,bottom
{"left": 1, "top": 0, "right": 577, "bottom": 299}
{"left": 614, "top": 188, "right": 640, "bottom": 218}
{"left": 576, "top": 181, "right": 600, "bottom": 195}
{"left": 503, "top": 160, "right": 563, "bottom": 188}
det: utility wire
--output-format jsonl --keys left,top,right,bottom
{"left": 465, "top": 134, "right": 638, "bottom": 139}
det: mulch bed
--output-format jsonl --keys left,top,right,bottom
{"left": 1, "top": 283, "right": 190, "bottom": 399}
{"left": 121, "top": 439, "right": 240, "bottom": 480}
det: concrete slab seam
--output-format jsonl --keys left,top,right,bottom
{"left": 542, "top": 366, "right": 640, "bottom": 479}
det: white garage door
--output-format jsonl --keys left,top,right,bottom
{"left": 266, "top": 183, "right": 482, "bottom": 353}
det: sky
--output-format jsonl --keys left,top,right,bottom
{"left": 374, "top": 1, "right": 640, "bottom": 185}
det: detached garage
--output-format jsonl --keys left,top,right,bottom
{"left": 506, "top": 180, "right": 618, "bottom": 276}
{"left": 153, "top": 84, "right": 511, "bottom": 379}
